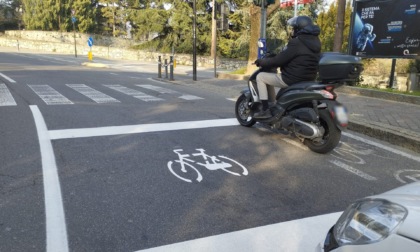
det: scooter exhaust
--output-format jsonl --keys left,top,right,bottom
{"left": 280, "top": 116, "right": 323, "bottom": 139}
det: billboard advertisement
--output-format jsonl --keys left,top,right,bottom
{"left": 350, "top": 0, "right": 420, "bottom": 58}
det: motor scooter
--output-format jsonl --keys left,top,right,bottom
{"left": 235, "top": 52, "right": 363, "bottom": 153}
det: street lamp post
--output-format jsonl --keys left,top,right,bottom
{"left": 193, "top": 0, "right": 197, "bottom": 81}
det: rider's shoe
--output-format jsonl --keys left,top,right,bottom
{"left": 254, "top": 109, "right": 272, "bottom": 119}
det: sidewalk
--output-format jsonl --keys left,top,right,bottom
{"left": 159, "top": 72, "right": 420, "bottom": 154}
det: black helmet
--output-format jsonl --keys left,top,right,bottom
{"left": 287, "top": 16, "right": 313, "bottom": 37}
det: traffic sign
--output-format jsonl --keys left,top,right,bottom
{"left": 88, "top": 37, "right": 93, "bottom": 47}
{"left": 71, "top": 16, "right": 76, "bottom": 23}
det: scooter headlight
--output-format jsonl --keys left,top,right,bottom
{"left": 333, "top": 199, "right": 407, "bottom": 246}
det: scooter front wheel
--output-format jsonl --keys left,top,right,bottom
{"left": 235, "top": 94, "right": 256, "bottom": 127}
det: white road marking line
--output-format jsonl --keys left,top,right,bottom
{"left": 37, "top": 55, "right": 77, "bottom": 64}
{"left": 0, "top": 72, "right": 16, "bottom": 83}
{"left": 136, "top": 84, "right": 178, "bottom": 94}
{"left": 30, "top": 105, "right": 68, "bottom": 252}
{"left": 66, "top": 84, "right": 120, "bottom": 103}
{"left": 342, "top": 132, "right": 420, "bottom": 163}
{"left": 137, "top": 84, "right": 204, "bottom": 100}
{"left": 330, "top": 159, "right": 377, "bottom": 181}
{"left": 104, "top": 84, "right": 163, "bottom": 102}
{"left": 28, "top": 85, "right": 73, "bottom": 105}
{"left": 49, "top": 118, "right": 240, "bottom": 140}
{"left": 0, "top": 83, "right": 17, "bottom": 106}
{"left": 147, "top": 78, "right": 167, "bottom": 84}
{"left": 178, "top": 94, "right": 204, "bottom": 100}
{"left": 136, "top": 212, "right": 342, "bottom": 252}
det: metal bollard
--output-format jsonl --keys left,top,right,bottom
{"left": 164, "top": 59, "right": 168, "bottom": 79}
{"left": 158, "top": 56, "right": 162, "bottom": 78}
{"left": 169, "top": 56, "right": 174, "bottom": 81}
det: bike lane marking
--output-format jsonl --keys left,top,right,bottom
{"left": 329, "top": 160, "right": 377, "bottom": 181}
{"left": 342, "top": 132, "right": 420, "bottom": 163}
{"left": 136, "top": 212, "right": 342, "bottom": 252}
{"left": 30, "top": 105, "right": 69, "bottom": 252}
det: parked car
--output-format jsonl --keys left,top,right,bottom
{"left": 319, "top": 181, "right": 420, "bottom": 252}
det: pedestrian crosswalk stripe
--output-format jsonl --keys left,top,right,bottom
{"left": 0, "top": 83, "right": 17, "bottom": 106}
{"left": 137, "top": 84, "right": 203, "bottom": 100}
{"left": 66, "top": 84, "right": 120, "bottom": 103}
{"left": 136, "top": 84, "right": 178, "bottom": 94}
{"left": 178, "top": 95, "right": 204, "bottom": 100}
{"left": 104, "top": 84, "right": 164, "bottom": 102}
{"left": 23, "top": 84, "right": 205, "bottom": 106}
{"left": 28, "top": 85, "right": 73, "bottom": 105}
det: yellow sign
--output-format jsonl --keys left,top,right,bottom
{"left": 173, "top": 59, "right": 176, "bottom": 68}
{"left": 88, "top": 51, "right": 93, "bottom": 61}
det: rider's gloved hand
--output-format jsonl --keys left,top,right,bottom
{"left": 254, "top": 59, "right": 261, "bottom": 67}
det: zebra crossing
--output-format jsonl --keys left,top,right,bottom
{"left": 0, "top": 83, "right": 204, "bottom": 106}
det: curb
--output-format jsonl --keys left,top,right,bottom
{"left": 217, "top": 72, "right": 249, "bottom": 81}
{"left": 81, "top": 62, "right": 109, "bottom": 68}
{"left": 336, "top": 85, "right": 420, "bottom": 106}
{"left": 348, "top": 118, "right": 420, "bottom": 153}
{"left": 337, "top": 87, "right": 420, "bottom": 153}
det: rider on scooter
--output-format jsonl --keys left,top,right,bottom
{"left": 253, "top": 15, "right": 321, "bottom": 119}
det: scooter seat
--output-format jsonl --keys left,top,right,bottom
{"left": 277, "top": 81, "right": 319, "bottom": 97}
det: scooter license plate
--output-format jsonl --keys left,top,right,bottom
{"left": 334, "top": 106, "right": 348, "bottom": 124}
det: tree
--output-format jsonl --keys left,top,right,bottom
{"left": 218, "top": 0, "right": 250, "bottom": 59}
{"left": 318, "top": 0, "right": 352, "bottom": 52}
{"left": 246, "top": 1, "right": 320, "bottom": 74}
{"left": 129, "top": 5, "right": 169, "bottom": 44}
{"left": 131, "top": 0, "right": 213, "bottom": 55}
{"left": 101, "top": 1, "right": 121, "bottom": 36}
{"left": 333, "top": 0, "right": 345, "bottom": 52}
{"left": 72, "top": 0, "right": 97, "bottom": 33}
{"left": 0, "top": 0, "right": 20, "bottom": 31}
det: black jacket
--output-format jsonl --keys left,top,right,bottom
{"left": 258, "top": 25, "right": 321, "bottom": 85}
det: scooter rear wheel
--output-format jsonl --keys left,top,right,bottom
{"left": 304, "top": 109, "right": 341, "bottom": 154}
{"left": 235, "top": 94, "right": 256, "bottom": 127}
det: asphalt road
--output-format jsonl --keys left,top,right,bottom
{"left": 1, "top": 51, "right": 420, "bottom": 252}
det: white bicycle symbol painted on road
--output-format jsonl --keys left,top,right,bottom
{"left": 167, "top": 148, "right": 248, "bottom": 183}
{"left": 394, "top": 169, "right": 420, "bottom": 184}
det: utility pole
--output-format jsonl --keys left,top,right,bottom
{"left": 211, "top": 0, "right": 217, "bottom": 78}
{"left": 260, "top": 0, "right": 267, "bottom": 39}
{"left": 333, "top": 0, "right": 346, "bottom": 52}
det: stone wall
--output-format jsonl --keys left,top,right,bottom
{"left": 1, "top": 30, "right": 419, "bottom": 89}
{"left": 0, "top": 30, "right": 248, "bottom": 70}
{"left": 360, "top": 73, "right": 420, "bottom": 92}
